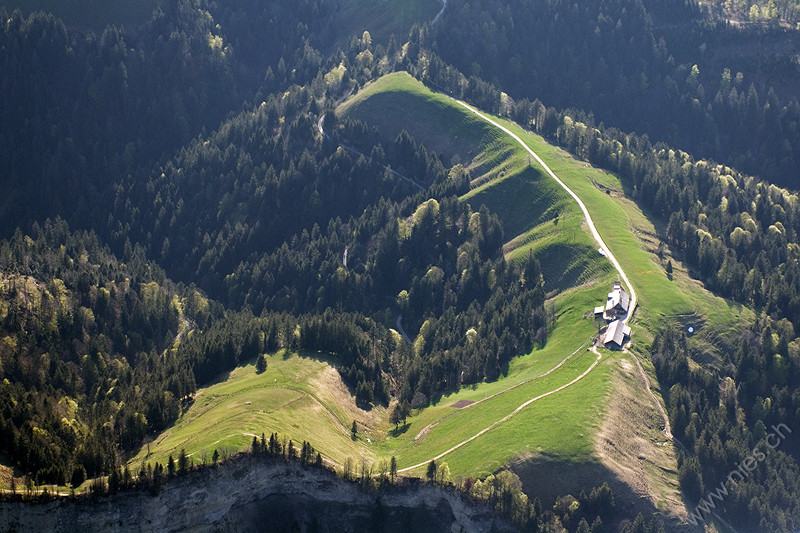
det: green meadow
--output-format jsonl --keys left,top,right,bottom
{"left": 130, "top": 351, "right": 379, "bottom": 469}
{"left": 134, "top": 73, "right": 751, "bottom": 502}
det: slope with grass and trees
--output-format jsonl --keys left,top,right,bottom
{"left": 2, "top": 0, "right": 800, "bottom": 530}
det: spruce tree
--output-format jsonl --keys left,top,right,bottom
{"left": 178, "top": 449, "right": 189, "bottom": 474}
{"left": 426, "top": 460, "right": 437, "bottom": 482}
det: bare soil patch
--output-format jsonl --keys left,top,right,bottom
{"left": 451, "top": 399, "right": 475, "bottom": 409}
{"left": 595, "top": 353, "right": 691, "bottom": 528}
{"left": 309, "top": 364, "right": 385, "bottom": 437}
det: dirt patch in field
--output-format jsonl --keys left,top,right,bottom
{"left": 450, "top": 399, "right": 475, "bottom": 409}
{"left": 594, "top": 353, "right": 691, "bottom": 528}
{"left": 309, "top": 364, "right": 385, "bottom": 437}
{"left": 510, "top": 353, "right": 694, "bottom": 530}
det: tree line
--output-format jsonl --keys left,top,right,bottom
{"left": 426, "top": 0, "right": 800, "bottom": 189}
{"left": 406, "top": 28, "right": 800, "bottom": 531}
{"left": 653, "top": 326, "right": 800, "bottom": 531}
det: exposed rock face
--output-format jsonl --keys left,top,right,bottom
{"left": 0, "top": 457, "right": 514, "bottom": 532}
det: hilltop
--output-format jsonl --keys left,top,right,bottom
{"left": 2, "top": 0, "right": 800, "bottom": 530}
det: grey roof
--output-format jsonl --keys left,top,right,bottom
{"left": 618, "top": 289, "right": 630, "bottom": 311}
{"left": 604, "top": 320, "right": 631, "bottom": 347}
{"left": 605, "top": 283, "right": 630, "bottom": 314}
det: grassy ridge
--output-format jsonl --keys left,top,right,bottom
{"left": 134, "top": 73, "right": 752, "bottom": 506}
{"left": 338, "top": 72, "right": 606, "bottom": 293}
{"left": 490, "top": 112, "right": 753, "bottom": 339}
{"left": 130, "top": 351, "right": 380, "bottom": 468}
{"left": 336, "top": 72, "right": 497, "bottom": 167}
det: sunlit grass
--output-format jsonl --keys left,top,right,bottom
{"left": 136, "top": 72, "right": 753, "bottom": 493}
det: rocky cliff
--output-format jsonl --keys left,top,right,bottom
{"left": 0, "top": 457, "right": 514, "bottom": 532}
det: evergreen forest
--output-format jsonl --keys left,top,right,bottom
{"left": 2, "top": 0, "right": 800, "bottom": 530}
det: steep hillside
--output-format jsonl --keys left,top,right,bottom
{"left": 333, "top": 72, "right": 761, "bottom": 528}
{"left": 0, "top": 220, "right": 199, "bottom": 486}
{"left": 337, "top": 72, "right": 606, "bottom": 293}
{"left": 3, "top": 0, "right": 800, "bottom": 527}
{"left": 0, "top": 457, "right": 514, "bottom": 533}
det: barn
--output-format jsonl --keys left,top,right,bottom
{"left": 604, "top": 281, "right": 630, "bottom": 319}
{"left": 603, "top": 319, "right": 631, "bottom": 349}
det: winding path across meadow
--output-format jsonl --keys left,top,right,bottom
{"left": 440, "top": 104, "right": 683, "bottom": 440}
{"left": 449, "top": 100, "right": 683, "bottom": 440}
{"left": 398, "top": 350, "right": 603, "bottom": 473}
{"left": 320, "top": 87, "right": 674, "bottom": 473}
{"left": 448, "top": 99, "right": 680, "bottom": 443}
{"left": 394, "top": 97, "right": 665, "bottom": 473}
{"left": 451, "top": 99, "right": 637, "bottom": 323}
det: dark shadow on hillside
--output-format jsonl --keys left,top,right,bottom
{"left": 344, "top": 90, "right": 488, "bottom": 165}
{"left": 200, "top": 368, "right": 235, "bottom": 388}
{"left": 535, "top": 242, "right": 610, "bottom": 294}
{"left": 389, "top": 423, "right": 410, "bottom": 438}
{"left": 465, "top": 166, "right": 560, "bottom": 239}
{"left": 509, "top": 455, "right": 691, "bottom": 531}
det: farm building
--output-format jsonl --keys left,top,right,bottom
{"left": 593, "top": 281, "right": 630, "bottom": 321}
{"left": 606, "top": 281, "right": 629, "bottom": 316}
{"left": 603, "top": 319, "right": 631, "bottom": 349}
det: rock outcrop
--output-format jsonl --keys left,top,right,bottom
{"left": 0, "top": 457, "right": 514, "bottom": 532}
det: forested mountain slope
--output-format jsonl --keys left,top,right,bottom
{"left": 429, "top": 0, "right": 800, "bottom": 188}
{"left": 2, "top": 0, "right": 800, "bottom": 530}
{"left": 0, "top": 221, "right": 198, "bottom": 485}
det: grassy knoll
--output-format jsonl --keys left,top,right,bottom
{"left": 337, "top": 72, "right": 497, "bottom": 168}
{"left": 129, "top": 351, "right": 381, "bottom": 469}
{"left": 338, "top": 72, "right": 607, "bottom": 293}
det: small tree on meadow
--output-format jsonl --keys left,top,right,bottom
{"left": 178, "top": 448, "right": 189, "bottom": 474}
{"left": 435, "top": 462, "right": 451, "bottom": 486}
{"left": 256, "top": 354, "right": 268, "bottom": 373}
{"left": 426, "top": 460, "right": 437, "bottom": 482}
{"left": 390, "top": 405, "right": 402, "bottom": 429}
